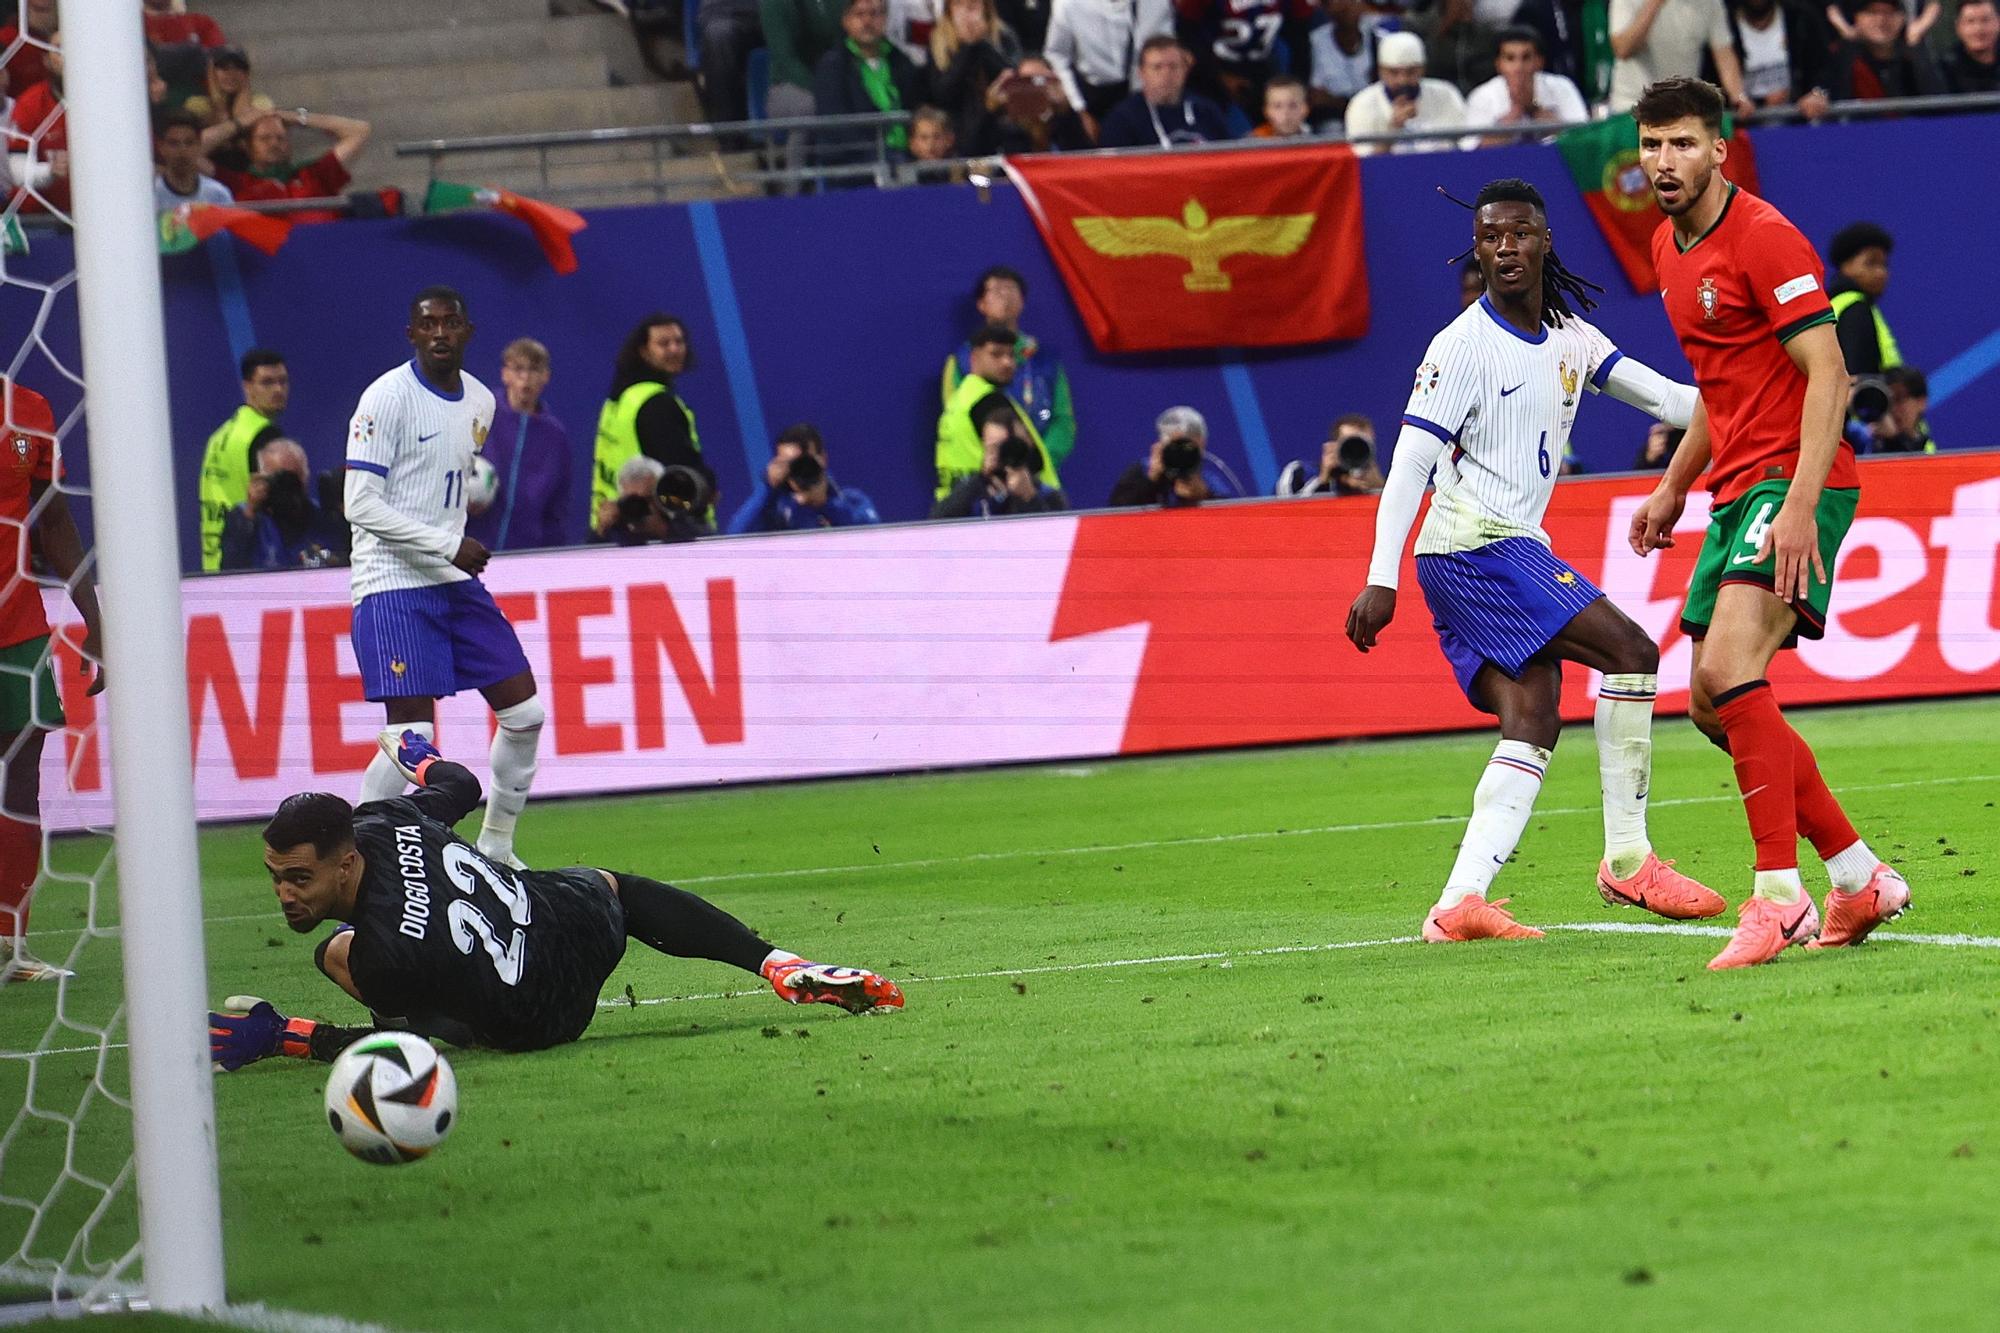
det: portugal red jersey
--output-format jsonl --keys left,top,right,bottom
{"left": 1652, "top": 185, "right": 1859, "bottom": 506}
{"left": 0, "top": 382, "right": 57, "bottom": 650}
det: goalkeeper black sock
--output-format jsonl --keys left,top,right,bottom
{"left": 614, "top": 873, "right": 772, "bottom": 974}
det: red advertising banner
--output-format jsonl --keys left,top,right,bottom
{"left": 35, "top": 452, "right": 2000, "bottom": 833}
{"left": 1005, "top": 143, "right": 1369, "bottom": 353}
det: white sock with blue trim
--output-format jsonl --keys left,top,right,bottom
{"left": 1596, "top": 673, "right": 1657, "bottom": 879}
{"left": 1437, "top": 740, "right": 1551, "bottom": 911}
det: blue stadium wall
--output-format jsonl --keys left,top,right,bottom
{"left": 7, "top": 112, "right": 1994, "bottom": 570}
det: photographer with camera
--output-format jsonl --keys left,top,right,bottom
{"left": 931, "top": 396, "right": 1070, "bottom": 519}
{"left": 936, "top": 322, "right": 1062, "bottom": 501}
{"left": 1106, "top": 406, "right": 1246, "bottom": 509}
{"left": 219, "top": 438, "right": 349, "bottom": 571}
{"left": 599, "top": 456, "right": 717, "bottom": 547}
{"left": 1276, "top": 414, "right": 1386, "bottom": 497}
{"left": 726, "top": 424, "right": 883, "bottom": 534}
{"left": 1866, "top": 365, "right": 1936, "bottom": 455}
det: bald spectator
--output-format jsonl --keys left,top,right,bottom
{"left": 1344, "top": 32, "right": 1467, "bottom": 154}
{"left": 219, "top": 439, "right": 348, "bottom": 571}
{"left": 213, "top": 108, "right": 371, "bottom": 223}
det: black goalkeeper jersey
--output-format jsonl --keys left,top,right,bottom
{"left": 342, "top": 763, "right": 627, "bottom": 1050}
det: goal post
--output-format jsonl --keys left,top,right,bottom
{"left": 62, "top": 4, "right": 224, "bottom": 1313}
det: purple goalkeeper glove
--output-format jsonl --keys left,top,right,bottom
{"left": 208, "top": 997, "right": 316, "bottom": 1071}
{"left": 376, "top": 728, "right": 444, "bottom": 784}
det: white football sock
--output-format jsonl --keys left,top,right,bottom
{"left": 359, "top": 721, "right": 431, "bottom": 803}
{"left": 1595, "top": 673, "right": 1657, "bottom": 879}
{"left": 1437, "top": 740, "right": 1551, "bottom": 911}
{"left": 1825, "top": 839, "right": 1880, "bottom": 892}
{"left": 760, "top": 948, "right": 800, "bottom": 976}
{"left": 1753, "top": 867, "right": 1805, "bottom": 904}
{"left": 478, "top": 697, "right": 544, "bottom": 860}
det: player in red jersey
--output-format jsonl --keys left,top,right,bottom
{"left": 1625, "top": 77, "right": 1908, "bottom": 970}
{"left": 0, "top": 380, "right": 103, "bottom": 983}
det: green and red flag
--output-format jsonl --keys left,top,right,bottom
{"left": 1556, "top": 118, "right": 1760, "bottom": 293}
{"left": 157, "top": 203, "right": 292, "bottom": 256}
{"left": 423, "top": 181, "right": 587, "bottom": 275}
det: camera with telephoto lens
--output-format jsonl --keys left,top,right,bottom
{"left": 1335, "top": 433, "right": 1375, "bottom": 473}
{"left": 1848, "top": 376, "right": 1891, "bottom": 425}
{"left": 263, "top": 469, "right": 311, "bottom": 527}
{"left": 1160, "top": 436, "right": 1202, "bottom": 480}
{"left": 786, "top": 451, "right": 826, "bottom": 490}
{"left": 657, "top": 463, "right": 713, "bottom": 513}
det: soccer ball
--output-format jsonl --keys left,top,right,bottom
{"left": 466, "top": 455, "right": 499, "bottom": 510}
{"left": 323, "top": 1032, "right": 457, "bottom": 1165}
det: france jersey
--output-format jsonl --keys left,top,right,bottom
{"left": 1402, "top": 295, "right": 1621, "bottom": 558}
{"left": 345, "top": 360, "right": 496, "bottom": 602}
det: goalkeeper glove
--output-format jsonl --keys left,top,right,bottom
{"left": 376, "top": 728, "right": 444, "bottom": 784}
{"left": 208, "top": 996, "right": 317, "bottom": 1072}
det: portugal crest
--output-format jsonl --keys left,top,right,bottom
{"left": 1698, "top": 276, "right": 1720, "bottom": 322}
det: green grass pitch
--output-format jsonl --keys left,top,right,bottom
{"left": 3, "top": 696, "right": 1997, "bottom": 1331}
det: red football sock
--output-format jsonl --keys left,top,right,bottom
{"left": 0, "top": 814, "right": 41, "bottom": 939}
{"left": 1713, "top": 680, "right": 1797, "bottom": 872}
{"left": 1790, "top": 726, "right": 1860, "bottom": 860}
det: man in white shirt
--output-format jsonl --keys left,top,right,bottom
{"left": 1609, "top": 0, "right": 1755, "bottom": 112}
{"left": 152, "top": 109, "right": 233, "bottom": 211}
{"left": 1308, "top": 0, "right": 1378, "bottom": 122}
{"left": 345, "top": 286, "right": 543, "bottom": 869}
{"left": 1464, "top": 26, "right": 1589, "bottom": 135}
{"left": 1343, "top": 31, "right": 1468, "bottom": 154}
{"left": 1044, "top": 0, "right": 1176, "bottom": 119}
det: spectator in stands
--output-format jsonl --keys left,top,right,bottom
{"left": 1276, "top": 415, "right": 1385, "bottom": 496}
{"left": 1872, "top": 365, "right": 1935, "bottom": 453}
{"left": 936, "top": 323, "right": 1063, "bottom": 498}
{"left": 154, "top": 108, "right": 233, "bottom": 210}
{"left": 598, "top": 455, "right": 696, "bottom": 546}
{"left": 989, "top": 55, "right": 1095, "bottom": 150}
{"left": 5, "top": 30, "right": 69, "bottom": 210}
{"left": 1459, "top": 255, "right": 1485, "bottom": 309}
{"left": 943, "top": 266, "right": 1077, "bottom": 476}
{"left": 933, "top": 407, "right": 1069, "bottom": 517}
{"left": 1106, "top": 406, "right": 1244, "bottom": 507}
{"left": 593, "top": 314, "right": 716, "bottom": 538}
{"left": 1634, "top": 421, "right": 1683, "bottom": 469}
{"left": 184, "top": 46, "right": 272, "bottom": 172}
{"left": 142, "top": 0, "right": 227, "bottom": 49}
{"left": 464, "top": 338, "right": 574, "bottom": 553}
{"left": 1945, "top": 0, "right": 1999, "bottom": 94}
{"left": 1514, "top": 0, "right": 1593, "bottom": 91}
{"left": 727, "top": 424, "right": 883, "bottom": 532}
{"left": 932, "top": 0, "right": 1023, "bottom": 149}
{"left": 1097, "top": 36, "right": 1234, "bottom": 146}
{"left": 219, "top": 439, "right": 349, "bottom": 572}
{"left": 1175, "top": 0, "right": 1315, "bottom": 123}
{"left": 1717, "top": 0, "right": 1832, "bottom": 119}
{"left": 1464, "top": 27, "right": 1588, "bottom": 135}
{"left": 999, "top": 0, "right": 1053, "bottom": 52}
{"left": 1308, "top": 0, "right": 1376, "bottom": 125}
{"left": 1253, "top": 75, "right": 1313, "bottom": 136}
{"left": 697, "top": 0, "right": 767, "bottom": 125}
{"left": 906, "top": 105, "right": 964, "bottom": 172}
{"left": 814, "top": 0, "right": 928, "bottom": 160}
{"left": 763, "top": 0, "right": 847, "bottom": 174}
{"left": 1824, "top": 0, "right": 1938, "bottom": 47}
{"left": 213, "top": 109, "right": 372, "bottom": 223}
{"left": 1608, "top": 0, "right": 1754, "bottom": 114}
{"left": 1828, "top": 221, "right": 1902, "bottom": 378}
{"left": 0, "top": 0, "right": 57, "bottom": 101}
{"left": 1045, "top": 0, "right": 1175, "bottom": 124}
{"left": 1828, "top": 0, "right": 1946, "bottom": 99}
{"left": 1406, "top": 0, "right": 1518, "bottom": 91}
{"left": 1344, "top": 32, "right": 1467, "bottom": 155}
{"left": 198, "top": 349, "right": 289, "bottom": 572}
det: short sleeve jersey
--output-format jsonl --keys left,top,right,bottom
{"left": 1652, "top": 186, "right": 1858, "bottom": 507}
{"left": 0, "top": 383, "right": 57, "bottom": 650}
{"left": 1401, "top": 297, "right": 1622, "bottom": 555}
{"left": 1175, "top": 0, "right": 1314, "bottom": 71}
{"left": 345, "top": 361, "right": 496, "bottom": 601}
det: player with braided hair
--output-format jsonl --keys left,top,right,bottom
{"left": 1346, "top": 177, "right": 1721, "bottom": 942}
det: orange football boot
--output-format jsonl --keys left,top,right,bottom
{"left": 1422, "top": 896, "right": 1545, "bottom": 942}
{"left": 1807, "top": 864, "right": 1911, "bottom": 949}
{"left": 762, "top": 958, "right": 905, "bottom": 1013}
{"left": 1707, "top": 894, "right": 1820, "bottom": 970}
{"left": 1597, "top": 851, "right": 1726, "bottom": 920}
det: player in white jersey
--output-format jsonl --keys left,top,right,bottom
{"left": 1345, "top": 179, "right": 1723, "bottom": 942}
{"left": 344, "top": 286, "right": 542, "bottom": 868}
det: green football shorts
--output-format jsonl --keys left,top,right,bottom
{"left": 1679, "top": 479, "right": 1860, "bottom": 643}
{"left": 0, "top": 636, "right": 64, "bottom": 733}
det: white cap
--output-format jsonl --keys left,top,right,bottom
{"left": 1376, "top": 31, "right": 1426, "bottom": 70}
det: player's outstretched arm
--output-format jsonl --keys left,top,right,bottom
{"left": 1629, "top": 399, "right": 1713, "bottom": 556}
{"left": 1347, "top": 423, "right": 1445, "bottom": 651}
{"left": 1597, "top": 354, "right": 1698, "bottom": 428}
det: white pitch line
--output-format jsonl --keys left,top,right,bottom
{"left": 31, "top": 768, "right": 1994, "bottom": 945}
{"left": 1550, "top": 920, "right": 2000, "bottom": 948}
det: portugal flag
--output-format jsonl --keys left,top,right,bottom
{"left": 1557, "top": 119, "right": 1760, "bottom": 293}
{"left": 1004, "top": 144, "right": 1369, "bottom": 354}
{"left": 423, "top": 181, "right": 588, "bottom": 275}
{"left": 157, "top": 204, "right": 293, "bottom": 256}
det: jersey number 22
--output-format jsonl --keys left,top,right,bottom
{"left": 443, "top": 843, "right": 533, "bottom": 985}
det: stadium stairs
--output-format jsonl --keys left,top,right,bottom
{"left": 197, "top": 0, "right": 736, "bottom": 207}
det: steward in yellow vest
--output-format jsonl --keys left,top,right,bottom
{"left": 934, "top": 324, "right": 1061, "bottom": 500}
{"left": 197, "top": 349, "right": 288, "bottom": 571}
{"left": 591, "top": 315, "right": 714, "bottom": 535}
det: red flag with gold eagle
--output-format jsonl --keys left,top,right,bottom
{"left": 1004, "top": 145, "right": 1368, "bottom": 354}
{"left": 1557, "top": 118, "right": 1760, "bottom": 293}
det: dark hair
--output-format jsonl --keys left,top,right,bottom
{"left": 776, "top": 422, "right": 825, "bottom": 455}
{"left": 1450, "top": 178, "right": 1603, "bottom": 328}
{"left": 408, "top": 284, "right": 468, "bottom": 321}
{"left": 1494, "top": 24, "right": 1544, "bottom": 56}
{"left": 240, "top": 348, "right": 284, "bottom": 380}
{"left": 971, "top": 391, "right": 1020, "bottom": 432}
{"left": 1330, "top": 412, "right": 1373, "bottom": 436}
{"left": 1264, "top": 74, "right": 1308, "bottom": 95}
{"left": 1886, "top": 365, "right": 1928, "bottom": 398}
{"left": 973, "top": 264, "right": 1026, "bottom": 305}
{"left": 263, "top": 792, "right": 355, "bottom": 859}
{"left": 1139, "top": 34, "right": 1184, "bottom": 59}
{"left": 969, "top": 321, "right": 1017, "bottom": 350}
{"left": 1631, "top": 76, "right": 1726, "bottom": 135}
{"left": 1831, "top": 221, "right": 1894, "bottom": 268}
{"left": 154, "top": 107, "right": 204, "bottom": 139}
{"left": 611, "top": 313, "right": 694, "bottom": 394}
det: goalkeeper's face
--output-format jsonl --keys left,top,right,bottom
{"left": 265, "top": 842, "right": 355, "bottom": 934}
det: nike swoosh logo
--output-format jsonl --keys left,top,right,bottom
{"left": 1500, "top": 384, "right": 1524, "bottom": 397}
{"left": 417, "top": 432, "right": 440, "bottom": 443}
{"left": 1740, "top": 784, "right": 1768, "bottom": 800}
{"left": 1780, "top": 903, "right": 1813, "bottom": 940}
{"left": 1730, "top": 552, "right": 1759, "bottom": 565}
